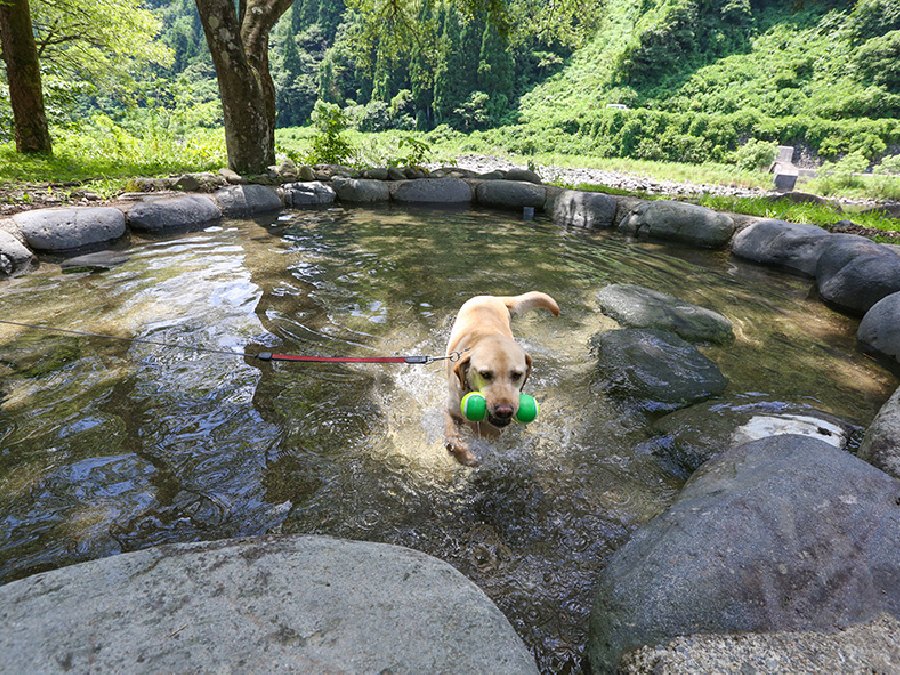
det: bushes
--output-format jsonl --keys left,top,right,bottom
{"left": 732, "top": 139, "right": 777, "bottom": 171}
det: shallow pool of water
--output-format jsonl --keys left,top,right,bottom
{"left": 0, "top": 206, "right": 895, "bottom": 671}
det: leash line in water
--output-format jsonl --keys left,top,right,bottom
{"left": 0, "top": 320, "right": 464, "bottom": 365}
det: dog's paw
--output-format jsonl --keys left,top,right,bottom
{"left": 446, "top": 441, "right": 479, "bottom": 467}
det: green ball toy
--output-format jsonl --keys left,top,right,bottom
{"left": 460, "top": 392, "right": 540, "bottom": 424}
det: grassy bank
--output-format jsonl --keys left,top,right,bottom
{"left": 3, "top": 124, "right": 898, "bottom": 238}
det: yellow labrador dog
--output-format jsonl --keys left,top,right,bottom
{"left": 444, "top": 291, "right": 559, "bottom": 466}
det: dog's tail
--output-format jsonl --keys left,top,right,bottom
{"left": 502, "top": 291, "right": 560, "bottom": 317}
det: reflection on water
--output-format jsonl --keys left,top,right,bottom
{"left": 0, "top": 207, "right": 895, "bottom": 672}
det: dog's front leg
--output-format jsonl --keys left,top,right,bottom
{"left": 444, "top": 408, "right": 478, "bottom": 466}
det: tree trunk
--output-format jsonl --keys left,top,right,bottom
{"left": 194, "top": 0, "right": 292, "bottom": 175}
{"left": 0, "top": 0, "right": 52, "bottom": 154}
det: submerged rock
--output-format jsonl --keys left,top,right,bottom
{"left": 587, "top": 435, "right": 900, "bottom": 672}
{"left": 61, "top": 250, "right": 130, "bottom": 274}
{"left": 732, "top": 219, "right": 830, "bottom": 276}
{"left": 590, "top": 328, "right": 727, "bottom": 411}
{"left": 857, "top": 291, "right": 900, "bottom": 368}
{"left": 619, "top": 200, "right": 735, "bottom": 248}
{"left": 0, "top": 535, "right": 538, "bottom": 674}
{"left": 13, "top": 207, "right": 127, "bottom": 251}
{"left": 859, "top": 386, "right": 900, "bottom": 479}
{"left": 553, "top": 190, "right": 617, "bottom": 229}
{"left": 596, "top": 283, "right": 733, "bottom": 344}
{"left": 645, "top": 399, "right": 858, "bottom": 477}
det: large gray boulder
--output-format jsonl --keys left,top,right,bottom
{"left": 815, "top": 236, "right": 900, "bottom": 314}
{"left": 590, "top": 328, "right": 727, "bottom": 411}
{"left": 732, "top": 219, "right": 830, "bottom": 276}
{"left": 214, "top": 184, "right": 283, "bottom": 216}
{"left": 621, "top": 614, "right": 900, "bottom": 673}
{"left": 0, "top": 535, "right": 537, "bottom": 674}
{"left": 474, "top": 180, "right": 547, "bottom": 209}
{"left": 645, "top": 399, "right": 857, "bottom": 477}
{"left": 619, "top": 200, "right": 735, "bottom": 249}
{"left": 857, "top": 291, "right": 900, "bottom": 368}
{"left": 596, "top": 283, "right": 733, "bottom": 344}
{"left": 332, "top": 176, "right": 390, "bottom": 203}
{"left": 553, "top": 190, "right": 617, "bottom": 229}
{"left": 282, "top": 181, "right": 336, "bottom": 207}
{"left": 587, "top": 435, "right": 900, "bottom": 673}
{"left": 859, "top": 386, "right": 900, "bottom": 479}
{"left": 391, "top": 177, "right": 472, "bottom": 204}
{"left": 125, "top": 195, "right": 222, "bottom": 232}
{"left": 815, "top": 234, "right": 890, "bottom": 281}
{"left": 13, "top": 207, "right": 126, "bottom": 251}
{"left": 0, "top": 229, "right": 35, "bottom": 275}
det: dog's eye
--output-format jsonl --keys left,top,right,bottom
{"left": 478, "top": 371, "right": 493, "bottom": 381}
{"left": 511, "top": 371, "right": 523, "bottom": 380}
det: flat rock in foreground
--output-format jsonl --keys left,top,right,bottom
{"left": 0, "top": 535, "right": 537, "bottom": 674}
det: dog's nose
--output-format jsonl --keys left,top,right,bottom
{"left": 492, "top": 403, "right": 514, "bottom": 419}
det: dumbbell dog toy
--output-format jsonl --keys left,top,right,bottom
{"left": 460, "top": 392, "right": 540, "bottom": 424}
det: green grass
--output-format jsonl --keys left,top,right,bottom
{"left": 1, "top": 121, "right": 226, "bottom": 191}
{"left": 697, "top": 195, "right": 899, "bottom": 235}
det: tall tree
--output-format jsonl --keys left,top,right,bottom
{"left": 194, "top": 0, "right": 293, "bottom": 174}
{"left": 0, "top": 0, "right": 51, "bottom": 153}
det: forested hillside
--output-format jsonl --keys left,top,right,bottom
{"left": 2, "top": 0, "right": 899, "bottom": 167}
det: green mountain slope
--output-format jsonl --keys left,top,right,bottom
{"left": 514, "top": 0, "right": 900, "bottom": 162}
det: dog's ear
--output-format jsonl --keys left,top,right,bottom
{"left": 452, "top": 352, "right": 471, "bottom": 389}
{"left": 522, "top": 353, "right": 533, "bottom": 390}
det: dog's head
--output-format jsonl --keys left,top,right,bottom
{"left": 453, "top": 335, "right": 531, "bottom": 428}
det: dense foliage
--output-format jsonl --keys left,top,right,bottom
{"left": 2, "top": 0, "right": 900, "bottom": 170}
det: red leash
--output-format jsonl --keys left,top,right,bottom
{"left": 256, "top": 350, "right": 466, "bottom": 365}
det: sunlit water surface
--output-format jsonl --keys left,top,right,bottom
{"left": 1, "top": 206, "right": 895, "bottom": 671}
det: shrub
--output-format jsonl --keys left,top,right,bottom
{"left": 732, "top": 139, "right": 777, "bottom": 171}
{"left": 308, "top": 100, "right": 354, "bottom": 165}
{"left": 874, "top": 153, "right": 900, "bottom": 175}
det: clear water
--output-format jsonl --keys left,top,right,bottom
{"left": 0, "top": 206, "right": 895, "bottom": 671}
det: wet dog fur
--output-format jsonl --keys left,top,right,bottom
{"left": 443, "top": 291, "right": 559, "bottom": 466}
